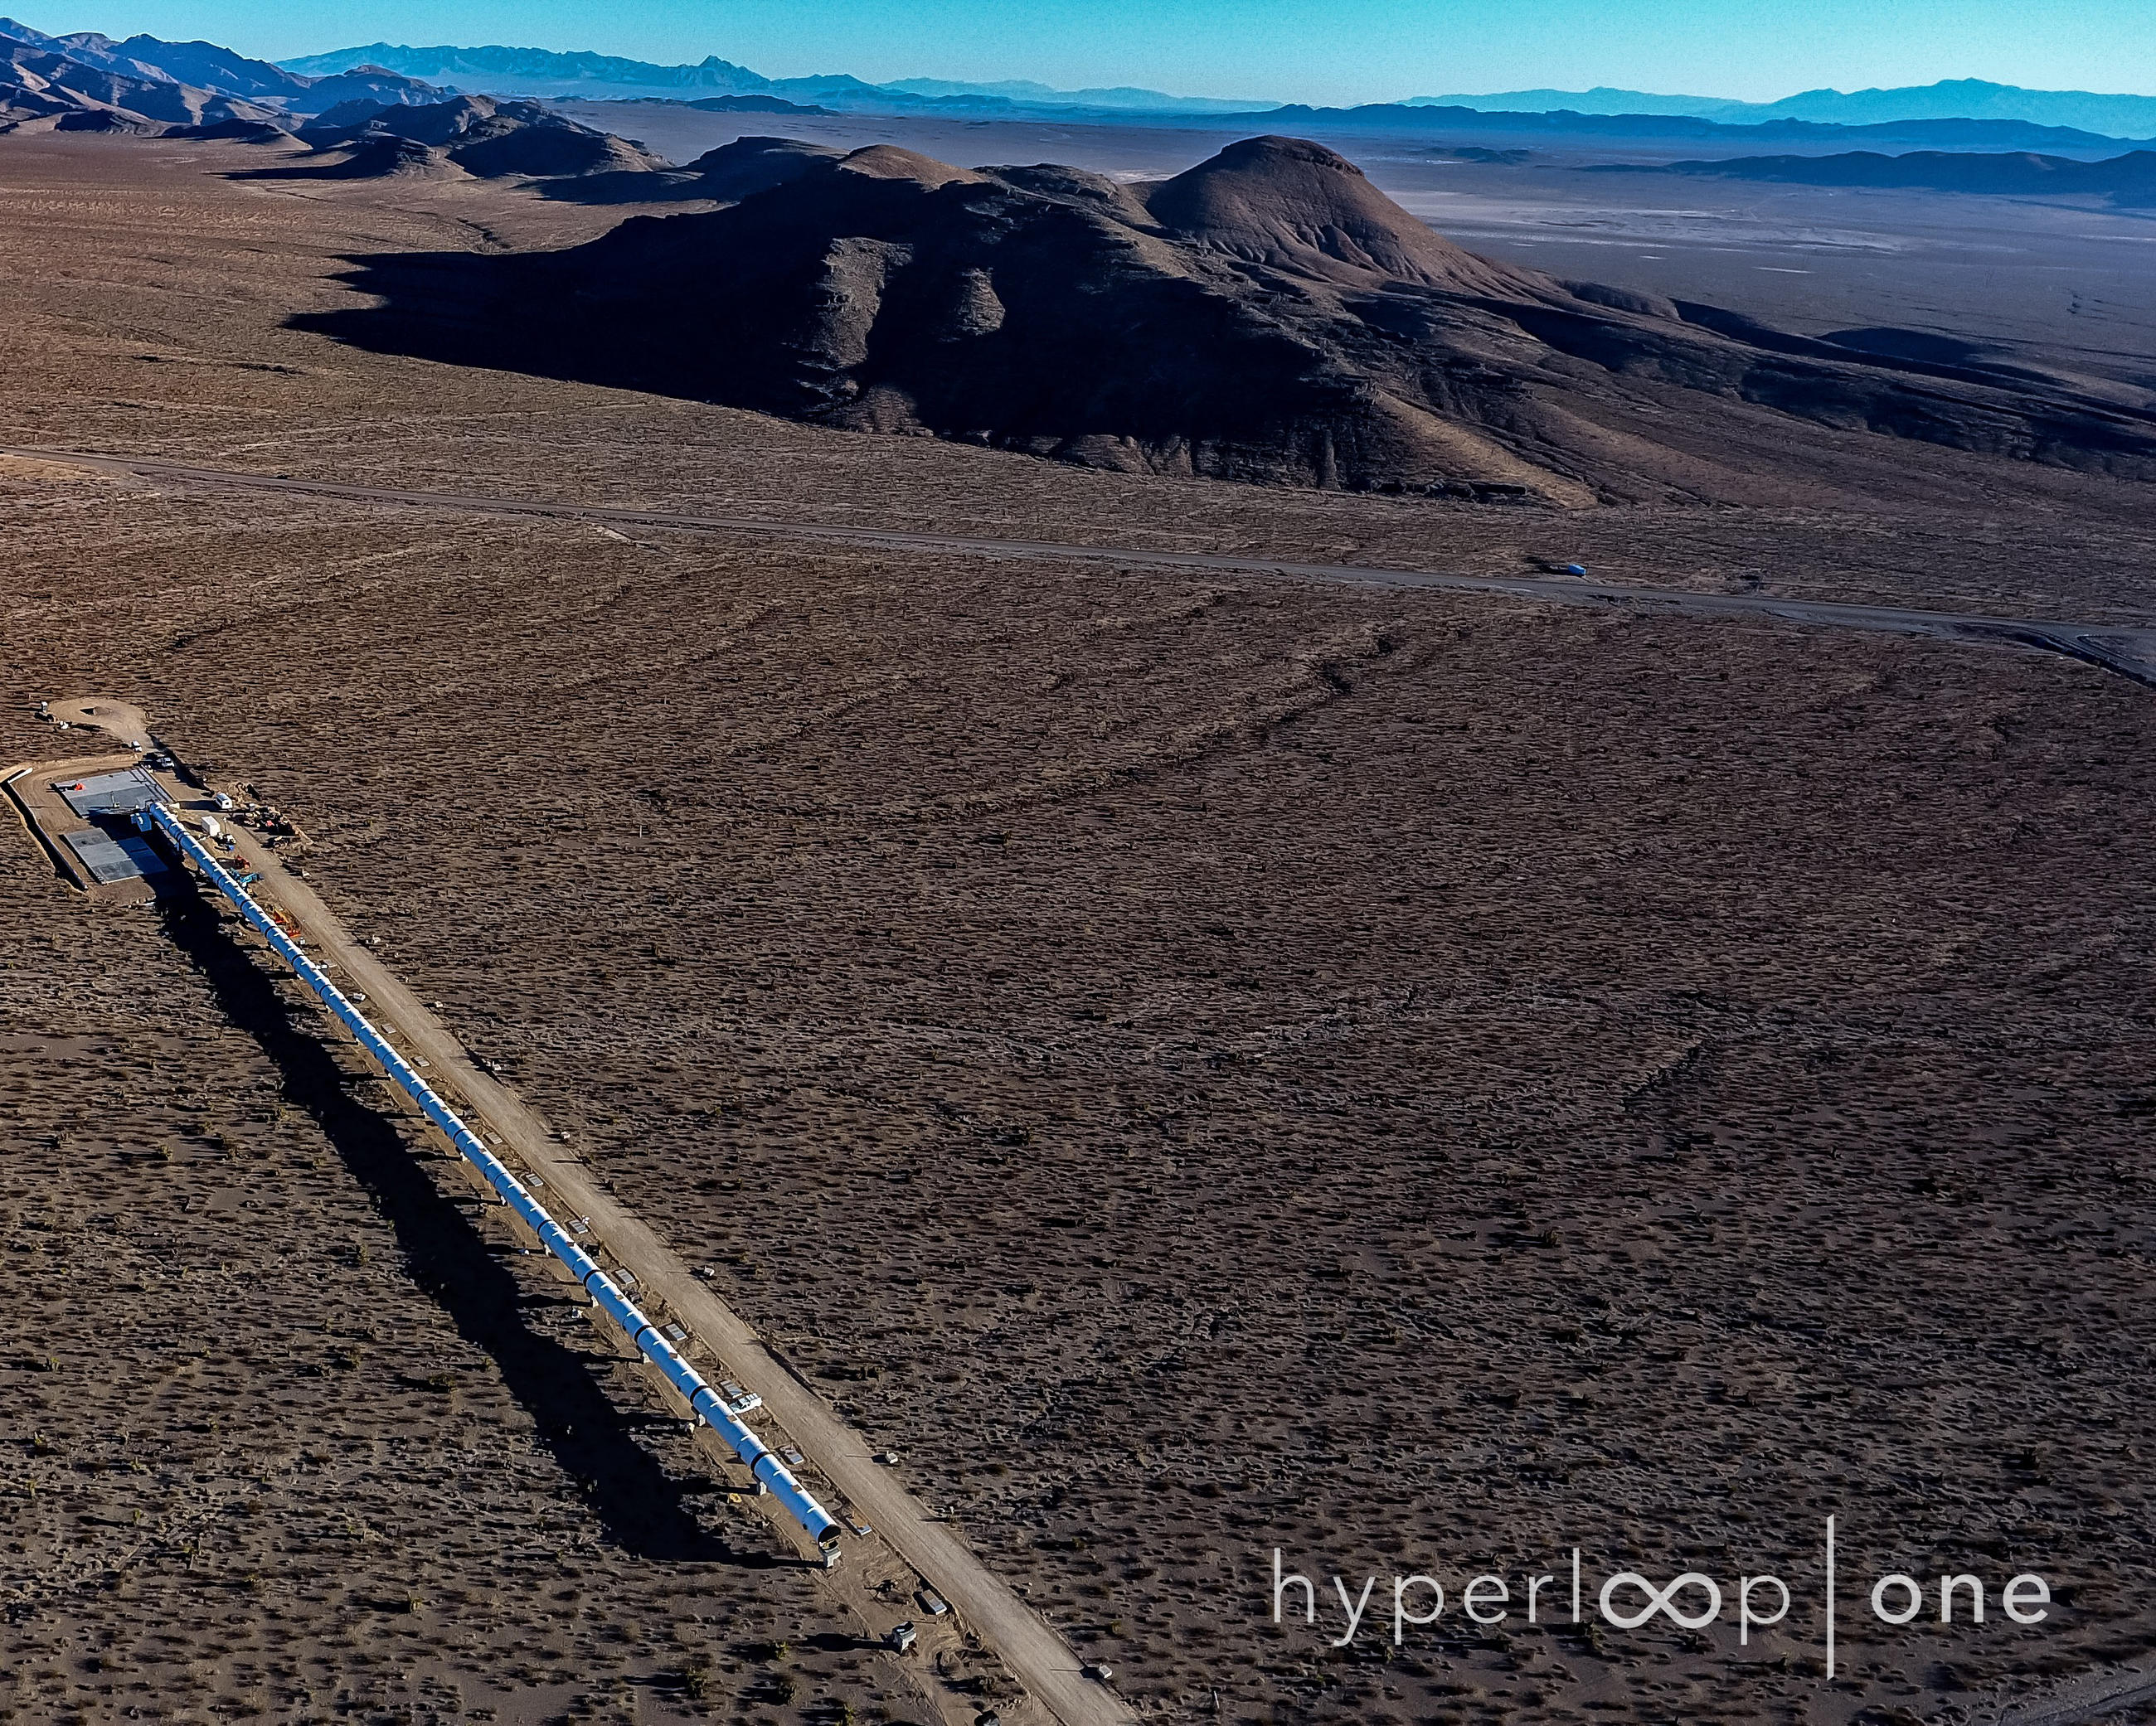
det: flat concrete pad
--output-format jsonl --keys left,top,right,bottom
{"left": 53, "top": 767, "right": 164, "bottom": 818}
{"left": 61, "top": 828, "right": 166, "bottom": 885}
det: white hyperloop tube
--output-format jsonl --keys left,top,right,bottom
{"left": 146, "top": 806, "right": 842, "bottom": 1549}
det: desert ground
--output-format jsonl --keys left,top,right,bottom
{"left": 2, "top": 128, "right": 2154, "bottom": 1726}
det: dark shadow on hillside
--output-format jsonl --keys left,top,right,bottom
{"left": 156, "top": 883, "right": 783, "bottom": 1568}
{"left": 230, "top": 137, "right": 456, "bottom": 182}
{"left": 534, "top": 170, "right": 721, "bottom": 205}
{"left": 291, "top": 247, "right": 694, "bottom": 397}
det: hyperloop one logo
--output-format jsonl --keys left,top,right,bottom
{"left": 1270, "top": 1520, "right": 2056, "bottom": 1678}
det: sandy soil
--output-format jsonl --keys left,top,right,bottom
{"left": 1, "top": 131, "right": 2153, "bottom": 1726}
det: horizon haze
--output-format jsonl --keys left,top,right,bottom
{"left": 4, "top": 0, "right": 2153, "bottom": 109}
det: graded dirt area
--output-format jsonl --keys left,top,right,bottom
{"left": 2, "top": 130, "right": 2154, "bottom": 1726}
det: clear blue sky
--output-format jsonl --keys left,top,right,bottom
{"left": 8, "top": 0, "right": 2148, "bottom": 104}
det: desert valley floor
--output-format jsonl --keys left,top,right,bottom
{"left": 1, "top": 131, "right": 2154, "bottom": 1726}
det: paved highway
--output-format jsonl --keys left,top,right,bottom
{"left": 9, "top": 446, "right": 2156, "bottom": 688}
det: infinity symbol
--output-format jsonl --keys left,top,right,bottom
{"left": 1599, "top": 1571, "right": 1724, "bottom": 1630}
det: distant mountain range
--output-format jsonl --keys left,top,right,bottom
{"left": 1232, "top": 104, "right": 2144, "bottom": 153}
{"left": 863, "top": 75, "right": 1262, "bottom": 113}
{"left": 7, "top": 17, "right": 2152, "bottom": 157}
{"left": 0, "top": 14, "right": 440, "bottom": 130}
{"left": 281, "top": 42, "right": 1265, "bottom": 114}
{"left": 1413, "top": 79, "right": 2156, "bottom": 138}
{"left": 1630, "top": 146, "right": 2156, "bottom": 206}
{"left": 284, "top": 46, "right": 2156, "bottom": 138}
{"left": 1411, "top": 85, "right": 1742, "bottom": 119}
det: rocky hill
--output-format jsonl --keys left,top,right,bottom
{"left": 541, "top": 133, "right": 843, "bottom": 206}
{"left": 301, "top": 133, "right": 2156, "bottom": 502}
{"left": 0, "top": 15, "right": 441, "bottom": 131}
{"left": 1, "top": 40, "right": 282, "bottom": 129}
{"left": 294, "top": 95, "right": 663, "bottom": 180}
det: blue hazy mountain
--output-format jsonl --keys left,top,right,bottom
{"left": 1626, "top": 146, "right": 2156, "bottom": 206}
{"left": 1406, "top": 85, "right": 1746, "bottom": 118}
{"left": 877, "top": 76, "right": 1262, "bottom": 112}
{"left": 0, "top": 15, "right": 442, "bottom": 126}
{"left": 0, "top": 14, "right": 440, "bottom": 114}
{"left": 282, "top": 42, "right": 773, "bottom": 93}
{"left": 283, "top": 44, "right": 2156, "bottom": 137}
{"left": 1413, "top": 79, "right": 2156, "bottom": 139}
{"left": 1178, "top": 99, "right": 2137, "bottom": 156}
{"left": 282, "top": 42, "right": 1270, "bottom": 113}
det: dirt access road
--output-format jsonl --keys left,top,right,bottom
{"left": 10, "top": 446, "right": 2156, "bottom": 689}
{"left": 26, "top": 702, "right": 1133, "bottom": 1726}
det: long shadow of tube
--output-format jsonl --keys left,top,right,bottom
{"left": 158, "top": 887, "right": 781, "bottom": 1568}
